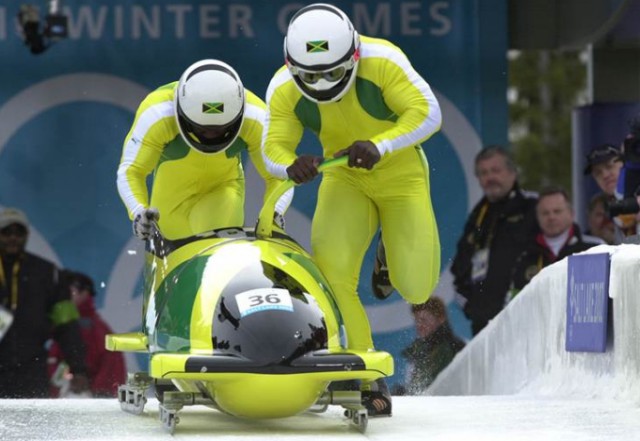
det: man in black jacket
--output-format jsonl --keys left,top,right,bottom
{"left": 508, "top": 187, "right": 603, "bottom": 299}
{"left": 0, "top": 207, "right": 89, "bottom": 398}
{"left": 450, "top": 146, "right": 538, "bottom": 336}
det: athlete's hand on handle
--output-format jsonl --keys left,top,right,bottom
{"left": 132, "top": 207, "right": 160, "bottom": 240}
{"left": 286, "top": 155, "right": 323, "bottom": 184}
{"left": 257, "top": 156, "right": 347, "bottom": 239}
{"left": 334, "top": 140, "right": 381, "bottom": 170}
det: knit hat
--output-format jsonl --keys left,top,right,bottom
{"left": 0, "top": 207, "right": 29, "bottom": 231}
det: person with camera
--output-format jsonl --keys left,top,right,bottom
{"left": 583, "top": 143, "right": 630, "bottom": 243}
{"left": 585, "top": 116, "right": 640, "bottom": 242}
{"left": 610, "top": 115, "right": 640, "bottom": 238}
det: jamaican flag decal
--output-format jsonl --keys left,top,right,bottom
{"left": 306, "top": 40, "right": 329, "bottom": 53}
{"left": 202, "top": 102, "right": 224, "bottom": 114}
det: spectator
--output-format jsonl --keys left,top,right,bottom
{"left": 612, "top": 115, "right": 640, "bottom": 237}
{"left": 0, "top": 207, "right": 89, "bottom": 398}
{"left": 261, "top": 3, "right": 442, "bottom": 416}
{"left": 586, "top": 192, "right": 616, "bottom": 245}
{"left": 584, "top": 143, "right": 623, "bottom": 197}
{"left": 399, "top": 297, "right": 465, "bottom": 394}
{"left": 48, "top": 271, "right": 126, "bottom": 398}
{"left": 508, "top": 187, "right": 603, "bottom": 300}
{"left": 450, "top": 145, "right": 538, "bottom": 336}
{"left": 583, "top": 143, "right": 635, "bottom": 241}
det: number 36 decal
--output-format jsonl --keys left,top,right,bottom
{"left": 235, "top": 288, "right": 294, "bottom": 318}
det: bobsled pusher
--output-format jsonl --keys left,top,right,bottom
{"left": 106, "top": 158, "right": 393, "bottom": 433}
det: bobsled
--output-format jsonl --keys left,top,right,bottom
{"left": 106, "top": 157, "right": 393, "bottom": 433}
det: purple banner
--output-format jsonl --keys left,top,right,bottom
{"left": 566, "top": 253, "right": 610, "bottom": 352}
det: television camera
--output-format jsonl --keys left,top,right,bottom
{"left": 607, "top": 115, "right": 640, "bottom": 217}
{"left": 18, "top": 0, "right": 68, "bottom": 54}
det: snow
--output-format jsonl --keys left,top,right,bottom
{"left": 1, "top": 395, "right": 640, "bottom": 441}
{"left": 2, "top": 245, "right": 640, "bottom": 440}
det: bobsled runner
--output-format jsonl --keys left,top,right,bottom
{"left": 106, "top": 157, "right": 393, "bottom": 433}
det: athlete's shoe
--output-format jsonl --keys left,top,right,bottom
{"left": 371, "top": 234, "right": 394, "bottom": 300}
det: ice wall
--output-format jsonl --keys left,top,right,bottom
{"left": 427, "top": 244, "right": 640, "bottom": 403}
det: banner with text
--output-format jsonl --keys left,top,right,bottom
{"left": 566, "top": 253, "right": 610, "bottom": 353}
{"left": 0, "top": 0, "right": 507, "bottom": 387}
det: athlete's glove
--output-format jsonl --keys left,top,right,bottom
{"left": 334, "top": 140, "right": 381, "bottom": 170}
{"left": 132, "top": 207, "right": 160, "bottom": 240}
{"left": 286, "top": 155, "right": 323, "bottom": 184}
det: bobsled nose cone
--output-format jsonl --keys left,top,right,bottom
{"left": 212, "top": 374, "right": 329, "bottom": 418}
{"left": 213, "top": 282, "right": 328, "bottom": 365}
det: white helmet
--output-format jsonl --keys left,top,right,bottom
{"left": 284, "top": 4, "right": 360, "bottom": 103}
{"left": 174, "top": 59, "right": 245, "bottom": 154}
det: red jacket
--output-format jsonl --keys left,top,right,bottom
{"left": 48, "top": 297, "right": 126, "bottom": 397}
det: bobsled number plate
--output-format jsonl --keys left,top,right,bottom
{"left": 235, "top": 288, "right": 294, "bottom": 317}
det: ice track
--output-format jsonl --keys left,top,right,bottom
{"left": 1, "top": 395, "right": 640, "bottom": 441}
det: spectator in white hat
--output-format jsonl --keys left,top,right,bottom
{"left": 0, "top": 207, "right": 90, "bottom": 398}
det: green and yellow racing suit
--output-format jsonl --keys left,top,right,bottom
{"left": 117, "top": 82, "right": 281, "bottom": 240}
{"left": 262, "top": 35, "right": 442, "bottom": 350}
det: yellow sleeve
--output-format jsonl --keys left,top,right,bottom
{"left": 116, "top": 85, "right": 176, "bottom": 219}
{"left": 366, "top": 42, "right": 442, "bottom": 155}
{"left": 243, "top": 91, "right": 282, "bottom": 205}
{"left": 261, "top": 67, "right": 305, "bottom": 180}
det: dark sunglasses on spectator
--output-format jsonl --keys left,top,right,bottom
{"left": 0, "top": 225, "right": 28, "bottom": 237}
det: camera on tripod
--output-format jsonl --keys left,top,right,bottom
{"left": 606, "top": 197, "right": 639, "bottom": 217}
{"left": 18, "top": 0, "right": 68, "bottom": 54}
{"left": 607, "top": 115, "right": 640, "bottom": 217}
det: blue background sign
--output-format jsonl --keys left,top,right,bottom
{"left": 566, "top": 253, "right": 610, "bottom": 353}
{"left": 0, "top": 0, "right": 507, "bottom": 389}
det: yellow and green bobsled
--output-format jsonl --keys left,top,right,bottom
{"left": 106, "top": 157, "right": 393, "bottom": 419}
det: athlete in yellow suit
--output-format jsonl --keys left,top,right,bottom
{"left": 117, "top": 59, "right": 287, "bottom": 240}
{"left": 262, "top": 5, "right": 442, "bottom": 363}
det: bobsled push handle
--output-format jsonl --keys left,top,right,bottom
{"left": 256, "top": 156, "right": 348, "bottom": 239}
{"left": 145, "top": 220, "right": 172, "bottom": 258}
